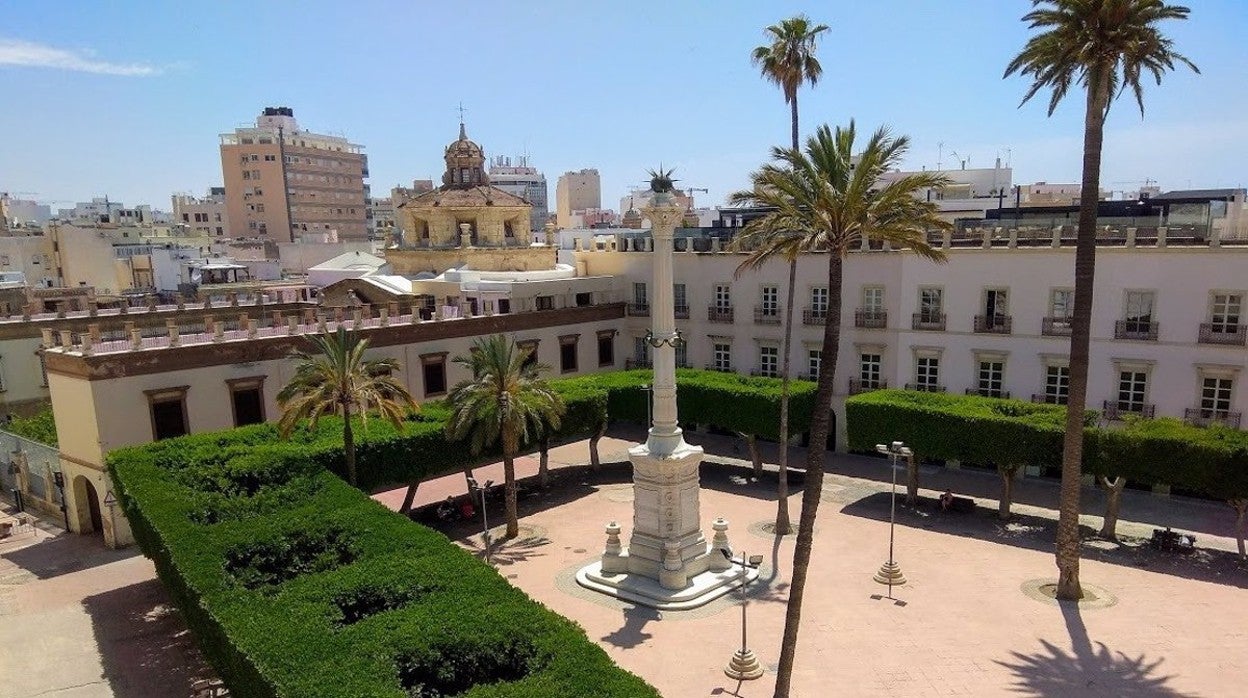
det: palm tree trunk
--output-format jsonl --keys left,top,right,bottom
{"left": 1231, "top": 499, "right": 1247, "bottom": 560}
{"left": 905, "top": 452, "right": 920, "bottom": 506}
{"left": 342, "top": 404, "right": 357, "bottom": 487}
{"left": 774, "top": 252, "right": 842, "bottom": 698}
{"left": 998, "top": 466, "right": 1017, "bottom": 520}
{"left": 589, "top": 422, "right": 606, "bottom": 471}
{"left": 789, "top": 96, "right": 800, "bottom": 152}
{"left": 503, "top": 431, "right": 520, "bottom": 539}
{"left": 399, "top": 479, "right": 420, "bottom": 514}
{"left": 1098, "top": 475, "right": 1126, "bottom": 540}
{"left": 746, "top": 434, "right": 763, "bottom": 478}
{"left": 538, "top": 437, "right": 550, "bottom": 489}
{"left": 1055, "top": 68, "right": 1110, "bottom": 602}
{"left": 775, "top": 258, "right": 798, "bottom": 535}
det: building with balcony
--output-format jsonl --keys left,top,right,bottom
{"left": 576, "top": 218, "right": 1248, "bottom": 447}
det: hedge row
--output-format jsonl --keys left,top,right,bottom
{"left": 846, "top": 389, "right": 1248, "bottom": 500}
{"left": 110, "top": 433, "right": 660, "bottom": 698}
{"left": 6, "top": 408, "right": 58, "bottom": 446}
{"left": 107, "top": 368, "right": 814, "bottom": 697}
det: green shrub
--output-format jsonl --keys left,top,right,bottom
{"left": 7, "top": 408, "right": 58, "bottom": 446}
{"left": 109, "top": 428, "right": 659, "bottom": 698}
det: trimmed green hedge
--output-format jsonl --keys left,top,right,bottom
{"left": 847, "top": 389, "right": 1248, "bottom": 501}
{"left": 558, "top": 369, "right": 819, "bottom": 440}
{"left": 109, "top": 434, "right": 660, "bottom": 698}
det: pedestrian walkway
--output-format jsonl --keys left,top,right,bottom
{"left": 0, "top": 502, "right": 214, "bottom": 698}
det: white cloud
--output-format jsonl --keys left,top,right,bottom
{"left": 0, "top": 38, "right": 160, "bottom": 76}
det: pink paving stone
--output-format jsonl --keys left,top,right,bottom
{"left": 375, "top": 430, "right": 1248, "bottom": 698}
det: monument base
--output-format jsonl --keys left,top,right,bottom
{"left": 576, "top": 555, "right": 758, "bottom": 611}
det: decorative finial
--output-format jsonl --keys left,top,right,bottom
{"left": 457, "top": 102, "right": 467, "bottom": 139}
{"left": 647, "top": 165, "right": 677, "bottom": 194}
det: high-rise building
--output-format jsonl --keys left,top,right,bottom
{"left": 555, "top": 168, "right": 601, "bottom": 228}
{"left": 219, "top": 107, "right": 369, "bottom": 243}
{"left": 488, "top": 155, "right": 548, "bottom": 232}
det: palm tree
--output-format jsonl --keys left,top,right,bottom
{"left": 732, "top": 123, "right": 950, "bottom": 698}
{"left": 277, "top": 326, "right": 417, "bottom": 488}
{"left": 749, "top": 14, "right": 829, "bottom": 536}
{"left": 446, "top": 335, "right": 566, "bottom": 539}
{"left": 1005, "top": 0, "right": 1197, "bottom": 601}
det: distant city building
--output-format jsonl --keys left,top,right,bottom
{"left": 0, "top": 194, "right": 52, "bottom": 226}
{"left": 55, "top": 198, "right": 161, "bottom": 226}
{"left": 219, "top": 107, "right": 369, "bottom": 243}
{"left": 390, "top": 180, "right": 435, "bottom": 242}
{"left": 488, "top": 155, "right": 549, "bottom": 233}
{"left": 367, "top": 197, "right": 396, "bottom": 240}
{"left": 171, "top": 187, "right": 231, "bottom": 238}
{"left": 555, "top": 168, "right": 601, "bottom": 228}
{"left": 620, "top": 188, "right": 695, "bottom": 220}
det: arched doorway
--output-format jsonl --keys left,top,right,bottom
{"left": 73, "top": 476, "right": 103, "bottom": 534}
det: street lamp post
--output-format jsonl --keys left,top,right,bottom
{"left": 873, "top": 441, "right": 911, "bottom": 597}
{"left": 721, "top": 548, "right": 765, "bottom": 680}
{"left": 466, "top": 477, "right": 494, "bottom": 565}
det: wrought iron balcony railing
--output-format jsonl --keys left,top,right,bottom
{"left": 707, "top": 305, "right": 734, "bottom": 323}
{"left": 1197, "top": 322, "right": 1246, "bottom": 346}
{"left": 849, "top": 378, "right": 887, "bottom": 395}
{"left": 674, "top": 304, "right": 689, "bottom": 319}
{"left": 974, "top": 314, "right": 1012, "bottom": 334}
{"left": 1184, "top": 407, "right": 1242, "bottom": 428}
{"left": 965, "top": 387, "right": 1010, "bottom": 399}
{"left": 855, "top": 309, "right": 887, "bottom": 329}
{"left": 754, "top": 306, "right": 782, "bottom": 325}
{"left": 627, "top": 302, "right": 650, "bottom": 317}
{"left": 803, "top": 307, "right": 827, "bottom": 325}
{"left": 1041, "top": 317, "right": 1072, "bottom": 336}
{"left": 1031, "top": 393, "right": 1068, "bottom": 405}
{"left": 1114, "top": 319, "right": 1158, "bottom": 341}
{"left": 911, "top": 312, "right": 946, "bottom": 331}
{"left": 1102, "top": 400, "right": 1156, "bottom": 420}
{"left": 905, "top": 382, "right": 946, "bottom": 393}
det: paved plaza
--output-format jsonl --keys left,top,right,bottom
{"left": 2, "top": 428, "right": 1244, "bottom": 697}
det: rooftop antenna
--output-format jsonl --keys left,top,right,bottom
{"left": 457, "top": 102, "right": 467, "bottom": 138}
{"left": 937, "top": 142, "right": 944, "bottom": 171}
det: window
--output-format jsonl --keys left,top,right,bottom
{"left": 808, "top": 349, "right": 823, "bottom": 380}
{"left": 760, "top": 285, "right": 779, "bottom": 315}
{"left": 559, "top": 335, "right": 579, "bottom": 373}
{"left": 633, "top": 337, "right": 650, "bottom": 365}
{"left": 758, "top": 345, "right": 778, "bottom": 377}
{"left": 919, "top": 287, "right": 943, "bottom": 321}
{"left": 1124, "top": 290, "right": 1154, "bottom": 324}
{"left": 575, "top": 292, "right": 592, "bottom": 307}
{"left": 714, "top": 284, "right": 731, "bottom": 310}
{"left": 1210, "top": 293, "right": 1242, "bottom": 332}
{"left": 1200, "top": 376, "right": 1233, "bottom": 416}
{"left": 673, "top": 283, "right": 687, "bottom": 312}
{"left": 862, "top": 286, "right": 884, "bottom": 313}
{"left": 420, "top": 354, "right": 447, "bottom": 397}
{"left": 535, "top": 295, "right": 554, "bottom": 311}
{"left": 146, "top": 387, "right": 189, "bottom": 440}
{"left": 1044, "top": 365, "right": 1070, "bottom": 404}
{"left": 227, "top": 378, "right": 266, "bottom": 427}
{"left": 519, "top": 341, "right": 539, "bottom": 370}
{"left": 597, "top": 330, "right": 615, "bottom": 367}
{"left": 633, "top": 282, "right": 647, "bottom": 306}
{"left": 248, "top": 154, "right": 259, "bottom": 162}
{"left": 255, "top": 204, "right": 265, "bottom": 213}
{"left": 860, "top": 353, "right": 881, "bottom": 387}
{"left": 264, "top": 154, "right": 276, "bottom": 162}
{"left": 1050, "top": 289, "right": 1074, "bottom": 321}
{"left": 978, "top": 360, "right": 1005, "bottom": 397}
{"left": 675, "top": 340, "right": 688, "bottom": 368}
{"left": 1117, "top": 370, "right": 1148, "bottom": 412}
{"left": 810, "top": 287, "right": 829, "bottom": 316}
{"left": 916, "top": 356, "right": 940, "bottom": 390}
{"left": 713, "top": 342, "right": 732, "bottom": 371}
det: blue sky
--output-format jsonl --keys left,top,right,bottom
{"left": 1, "top": 1, "right": 1244, "bottom": 212}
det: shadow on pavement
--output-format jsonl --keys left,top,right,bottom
{"left": 994, "top": 601, "right": 1192, "bottom": 697}
{"left": 83, "top": 578, "right": 216, "bottom": 698}
{"left": 601, "top": 604, "right": 661, "bottom": 649}
{"left": 840, "top": 491, "right": 1248, "bottom": 589}
{"left": 2, "top": 532, "right": 140, "bottom": 580}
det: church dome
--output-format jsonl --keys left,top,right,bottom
{"left": 442, "top": 122, "right": 488, "bottom": 188}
